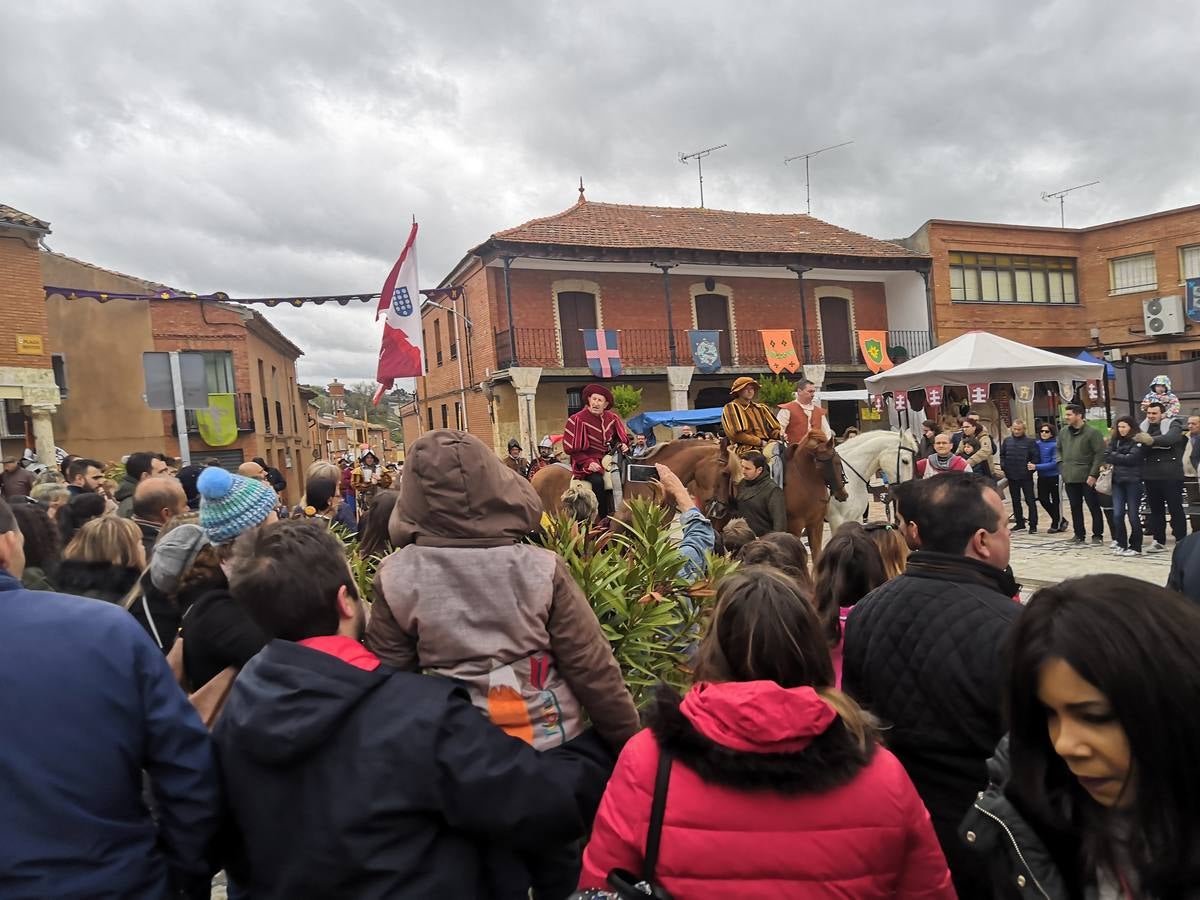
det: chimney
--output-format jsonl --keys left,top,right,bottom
{"left": 328, "top": 379, "right": 346, "bottom": 425}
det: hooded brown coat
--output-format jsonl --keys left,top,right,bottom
{"left": 365, "top": 430, "right": 640, "bottom": 751}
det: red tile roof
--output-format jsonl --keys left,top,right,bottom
{"left": 490, "top": 199, "right": 925, "bottom": 259}
{"left": 0, "top": 203, "right": 50, "bottom": 232}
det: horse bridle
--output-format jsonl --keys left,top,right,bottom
{"left": 838, "top": 436, "right": 917, "bottom": 488}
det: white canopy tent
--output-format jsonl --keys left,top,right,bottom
{"left": 864, "top": 330, "right": 1104, "bottom": 393}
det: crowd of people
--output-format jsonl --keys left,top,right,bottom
{"left": 4, "top": 392, "right": 1200, "bottom": 898}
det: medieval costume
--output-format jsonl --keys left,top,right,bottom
{"left": 563, "top": 384, "right": 629, "bottom": 520}
{"left": 777, "top": 397, "right": 828, "bottom": 444}
{"left": 525, "top": 436, "right": 558, "bottom": 480}
{"left": 351, "top": 451, "right": 392, "bottom": 513}
{"left": 722, "top": 376, "right": 783, "bottom": 486}
{"left": 502, "top": 438, "right": 530, "bottom": 479}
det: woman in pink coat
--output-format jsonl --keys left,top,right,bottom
{"left": 579, "top": 565, "right": 955, "bottom": 899}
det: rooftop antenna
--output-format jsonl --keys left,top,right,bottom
{"left": 784, "top": 140, "right": 854, "bottom": 215}
{"left": 679, "top": 143, "right": 727, "bottom": 208}
{"left": 1041, "top": 180, "right": 1100, "bottom": 228}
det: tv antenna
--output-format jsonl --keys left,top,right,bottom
{"left": 679, "top": 144, "right": 727, "bottom": 208}
{"left": 1041, "top": 180, "right": 1099, "bottom": 227}
{"left": 784, "top": 140, "right": 853, "bottom": 214}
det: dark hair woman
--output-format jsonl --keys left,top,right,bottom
{"left": 962, "top": 575, "right": 1200, "bottom": 896}
{"left": 580, "top": 566, "right": 954, "bottom": 896}
{"left": 11, "top": 501, "right": 61, "bottom": 591}
{"left": 356, "top": 489, "right": 399, "bottom": 559}
{"left": 1104, "top": 415, "right": 1146, "bottom": 555}
{"left": 813, "top": 525, "right": 888, "bottom": 686}
{"left": 57, "top": 491, "right": 107, "bottom": 546}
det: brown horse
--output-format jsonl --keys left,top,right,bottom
{"left": 531, "top": 441, "right": 742, "bottom": 524}
{"left": 783, "top": 431, "right": 849, "bottom": 562}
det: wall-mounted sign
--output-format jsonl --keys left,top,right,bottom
{"left": 15, "top": 334, "right": 44, "bottom": 355}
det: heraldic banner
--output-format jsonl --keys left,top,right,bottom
{"left": 760, "top": 329, "right": 799, "bottom": 374}
{"left": 688, "top": 330, "right": 722, "bottom": 373}
{"left": 858, "top": 331, "right": 894, "bottom": 373}
{"left": 583, "top": 329, "right": 623, "bottom": 379}
{"left": 195, "top": 393, "right": 237, "bottom": 447}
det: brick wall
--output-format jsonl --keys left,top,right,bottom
{"left": 0, "top": 235, "right": 51, "bottom": 369}
{"left": 924, "top": 206, "right": 1200, "bottom": 357}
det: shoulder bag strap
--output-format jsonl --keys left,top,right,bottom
{"left": 643, "top": 747, "right": 673, "bottom": 883}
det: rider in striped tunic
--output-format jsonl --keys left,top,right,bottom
{"left": 722, "top": 376, "right": 784, "bottom": 487}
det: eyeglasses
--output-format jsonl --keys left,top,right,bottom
{"left": 1039, "top": 429, "right": 1051, "bottom": 434}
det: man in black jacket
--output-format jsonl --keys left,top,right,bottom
{"left": 843, "top": 473, "right": 1019, "bottom": 900}
{"left": 215, "top": 519, "right": 607, "bottom": 899}
{"left": 999, "top": 419, "right": 1040, "bottom": 533}
{"left": 733, "top": 451, "right": 787, "bottom": 536}
{"left": 1142, "top": 401, "right": 1187, "bottom": 553}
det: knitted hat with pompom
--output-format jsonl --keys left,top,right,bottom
{"left": 197, "top": 466, "right": 279, "bottom": 545}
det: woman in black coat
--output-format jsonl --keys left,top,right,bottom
{"left": 1104, "top": 415, "right": 1146, "bottom": 555}
{"left": 56, "top": 516, "right": 145, "bottom": 604}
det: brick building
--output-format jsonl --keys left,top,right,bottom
{"left": 906, "top": 203, "right": 1200, "bottom": 356}
{"left": 0, "top": 205, "right": 61, "bottom": 462}
{"left": 310, "top": 380, "right": 401, "bottom": 464}
{"left": 43, "top": 253, "right": 312, "bottom": 504}
{"left": 402, "top": 195, "right": 934, "bottom": 452}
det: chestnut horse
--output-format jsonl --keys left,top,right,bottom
{"left": 531, "top": 441, "right": 742, "bottom": 524}
{"left": 783, "top": 431, "right": 849, "bottom": 562}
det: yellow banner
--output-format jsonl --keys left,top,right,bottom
{"left": 195, "top": 393, "right": 237, "bottom": 447}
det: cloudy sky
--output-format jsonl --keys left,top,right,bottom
{"left": 3, "top": 1, "right": 1197, "bottom": 384}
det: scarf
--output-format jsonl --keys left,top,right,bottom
{"left": 927, "top": 452, "right": 956, "bottom": 472}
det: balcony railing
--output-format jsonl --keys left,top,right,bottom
{"left": 173, "top": 392, "right": 257, "bottom": 438}
{"left": 493, "top": 327, "right": 932, "bottom": 370}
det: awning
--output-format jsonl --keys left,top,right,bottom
{"left": 626, "top": 407, "right": 724, "bottom": 434}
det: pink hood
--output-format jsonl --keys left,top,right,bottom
{"left": 679, "top": 680, "right": 837, "bottom": 754}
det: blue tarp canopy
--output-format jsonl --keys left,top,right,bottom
{"left": 1075, "top": 350, "right": 1116, "bottom": 380}
{"left": 626, "top": 407, "right": 724, "bottom": 435}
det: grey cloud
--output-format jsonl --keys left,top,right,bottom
{"left": 4, "top": 0, "right": 1198, "bottom": 384}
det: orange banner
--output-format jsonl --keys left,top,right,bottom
{"left": 760, "top": 329, "right": 800, "bottom": 374}
{"left": 858, "top": 330, "right": 894, "bottom": 373}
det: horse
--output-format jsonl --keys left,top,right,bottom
{"left": 531, "top": 440, "right": 742, "bottom": 525}
{"left": 826, "top": 429, "right": 918, "bottom": 532}
{"left": 783, "top": 431, "right": 849, "bottom": 562}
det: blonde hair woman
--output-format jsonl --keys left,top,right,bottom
{"left": 56, "top": 516, "right": 146, "bottom": 605}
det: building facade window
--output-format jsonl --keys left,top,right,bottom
{"left": 454, "top": 401, "right": 462, "bottom": 429}
{"left": 185, "top": 350, "right": 235, "bottom": 394}
{"left": 440, "top": 403, "right": 448, "bottom": 429}
{"left": 448, "top": 313, "right": 458, "bottom": 360}
{"left": 1180, "top": 245, "right": 1200, "bottom": 282}
{"left": 434, "top": 319, "right": 443, "bottom": 367}
{"left": 566, "top": 388, "right": 584, "bottom": 417}
{"left": 427, "top": 407, "right": 434, "bottom": 431}
{"left": 1109, "top": 253, "right": 1157, "bottom": 294}
{"left": 949, "top": 252, "right": 1078, "bottom": 304}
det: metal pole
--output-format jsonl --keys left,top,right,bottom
{"left": 805, "top": 155, "right": 811, "bottom": 215}
{"left": 451, "top": 298, "right": 468, "bottom": 431}
{"left": 168, "top": 351, "right": 192, "bottom": 467}
{"left": 788, "top": 265, "right": 813, "bottom": 364}
{"left": 697, "top": 155, "right": 704, "bottom": 208}
{"left": 502, "top": 256, "right": 518, "bottom": 367}
{"left": 1123, "top": 356, "right": 1137, "bottom": 418}
{"left": 655, "top": 263, "right": 679, "bottom": 364}
{"left": 919, "top": 268, "right": 937, "bottom": 350}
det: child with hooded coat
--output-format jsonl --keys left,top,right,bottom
{"left": 1141, "top": 374, "right": 1181, "bottom": 418}
{"left": 365, "top": 429, "right": 640, "bottom": 897}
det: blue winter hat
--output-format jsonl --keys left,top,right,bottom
{"left": 197, "top": 466, "right": 278, "bottom": 545}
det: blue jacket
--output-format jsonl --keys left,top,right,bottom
{"left": 0, "top": 571, "right": 219, "bottom": 899}
{"left": 1033, "top": 439, "right": 1059, "bottom": 478}
{"left": 678, "top": 506, "right": 715, "bottom": 581}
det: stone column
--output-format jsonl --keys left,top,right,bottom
{"left": 666, "top": 366, "right": 694, "bottom": 412}
{"left": 30, "top": 406, "right": 57, "bottom": 465}
{"left": 508, "top": 367, "right": 543, "bottom": 456}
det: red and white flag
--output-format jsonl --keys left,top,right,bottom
{"left": 924, "top": 385, "right": 944, "bottom": 408}
{"left": 968, "top": 382, "right": 990, "bottom": 405}
{"left": 373, "top": 222, "right": 424, "bottom": 404}
{"left": 892, "top": 390, "right": 908, "bottom": 412}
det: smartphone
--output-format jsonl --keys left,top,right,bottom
{"left": 626, "top": 464, "right": 658, "bottom": 483}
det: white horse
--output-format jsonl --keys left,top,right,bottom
{"left": 826, "top": 429, "right": 918, "bottom": 531}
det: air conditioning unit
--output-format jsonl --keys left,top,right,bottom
{"left": 1143, "top": 295, "right": 1185, "bottom": 336}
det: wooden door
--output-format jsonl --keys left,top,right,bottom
{"left": 557, "top": 292, "right": 597, "bottom": 367}
{"left": 819, "top": 296, "right": 853, "bottom": 364}
{"left": 694, "top": 294, "right": 733, "bottom": 364}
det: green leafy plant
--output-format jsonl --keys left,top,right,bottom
{"left": 331, "top": 523, "right": 384, "bottom": 603}
{"left": 539, "top": 499, "right": 735, "bottom": 706}
{"left": 611, "top": 384, "right": 644, "bottom": 421}
{"left": 757, "top": 374, "right": 796, "bottom": 409}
